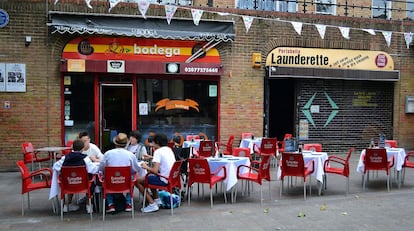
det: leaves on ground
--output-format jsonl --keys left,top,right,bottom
{"left": 297, "top": 212, "right": 306, "bottom": 217}
{"left": 320, "top": 203, "right": 327, "bottom": 211}
{"left": 341, "top": 212, "right": 348, "bottom": 216}
{"left": 264, "top": 208, "right": 269, "bottom": 213}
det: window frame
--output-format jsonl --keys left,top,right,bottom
{"left": 315, "top": 0, "right": 336, "bottom": 15}
{"left": 372, "top": 0, "right": 392, "bottom": 19}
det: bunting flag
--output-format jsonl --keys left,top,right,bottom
{"left": 382, "top": 31, "right": 392, "bottom": 47}
{"left": 85, "top": 0, "right": 92, "bottom": 9}
{"left": 291, "top": 21, "right": 302, "bottom": 35}
{"left": 404, "top": 32, "right": 413, "bottom": 49}
{"left": 362, "top": 28, "right": 376, "bottom": 35}
{"left": 315, "top": 24, "right": 326, "bottom": 39}
{"left": 138, "top": 0, "right": 150, "bottom": 19}
{"left": 165, "top": 5, "right": 177, "bottom": 25}
{"left": 108, "top": 0, "right": 122, "bottom": 12}
{"left": 242, "top": 16, "right": 254, "bottom": 33}
{"left": 191, "top": 9, "right": 203, "bottom": 26}
{"left": 339, "top": 27, "right": 350, "bottom": 39}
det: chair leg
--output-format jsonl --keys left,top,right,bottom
{"left": 60, "top": 199, "right": 64, "bottom": 221}
{"left": 346, "top": 177, "right": 349, "bottom": 196}
{"left": 362, "top": 174, "right": 366, "bottom": 191}
{"left": 170, "top": 191, "right": 174, "bottom": 216}
{"left": 260, "top": 185, "right": 263, "bottom": 207}
{"left": 21, "top": 195, "right": 24, "bottom": 216}
{"left": 27, "top": 193, "right": 31, "bottom": 210}
{"left": 210, "top": 189, "right": 213, "bottom": 208}
{"left": 102, "top": 198, "right": 106, "bottom": 221}
{"left": 387, "top": 174, "right": 390, "bottom": 192}
{"left": 303, "top": 181, "right": 306, "bottom": 200}
{"left": 88, "top": 198, "right": 93, "bottom": 221}
{"left": 268, "top": 181, "right": 271, "bottom": 200}
{"left": 280, "top": 179, "right": 283, "bottom": 198}
{"left": 187, "top": 185, "right": 191, "bottom": 205}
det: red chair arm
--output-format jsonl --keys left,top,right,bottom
{"left": 27, "top": 170, "right": 52, "bottom": 186}
{"left": 216, "top": 142, "right": 230, "bottom": 149}
{"left": 324, "top": 156, "right": 346, "bottom": 167}
{"left": 211, "top": 165, "right": 226, "bottom": 177}
{"left": 305, "top": 159, "right": 315, "bottom": 173}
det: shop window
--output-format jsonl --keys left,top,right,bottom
{"left": 315, "top": 0, "right": 336, "bottom": 15}
{"left": 407, "top": 1, "right": 414, "bottom": 20}
{"left": 137, "top": 79, "right": 218, "bottom": 142}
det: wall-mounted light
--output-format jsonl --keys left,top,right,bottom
{"left": 166, "top": 63, "right": 180, "bottom": 74}
{"left": 25, "top": 36, "right": 31, "bottom": 47}
{"left": 252, "top": 52, "right": 262, "bottom": 68}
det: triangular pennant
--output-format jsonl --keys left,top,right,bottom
{"left": 108, "top": 0, "right": 122, "bottom": 12}
{"left": 191, "top": 9, "right": 203, "bottom": 26}
{"left": 165, "top": 5, "right": 177, "bottom": 25}
{"left": 404, "top": 32, "right": 413, "bottom": 49}
{"left": 381, "top": 31, "right": 392, "bottom": 47}
{"left": 291, "top": 21, "right": 302, "bottom": 35}
{"left": 138, "top": 0, "right": 150, "bottom": 19}
{"left": 362, "top": 28, "right": 376, "bottom": 35}
{"left": 242, "top": 16, "right": 254, "bottom": 33}
{"left": 315, "top": 24, "right": 326, "bottom": 39}
{"left": 85, "top": 0, "right": 92, "bottom": 9}
{"left": 338, "top": 26, "right": 350, "bottom": 39}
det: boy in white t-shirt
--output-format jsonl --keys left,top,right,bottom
{"left": 136, "top": 133, "right": 176, "bottom": 213}
{"left": 78, "top": 131, "right": 104, "bottom": 162}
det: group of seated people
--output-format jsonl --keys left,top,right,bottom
{"left": 53, "top": 130, "right": 178, "bottom": 214}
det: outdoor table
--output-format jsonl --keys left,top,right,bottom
{"left": 35, "top": 146, "right": 71, "bottom": 165}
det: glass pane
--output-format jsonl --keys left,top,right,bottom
{"left": 316, "top": 0, "right": 335, "bottom": 14}
{"left": 372, "top": 0, "right": 391, "bottom": 19}
{"left": 408, "top": 2, "right": 414, "bottom": 19}
{"left": 137, "top": 79, "right": 218, "bottom": 142}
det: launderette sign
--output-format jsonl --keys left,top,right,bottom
{"left": 0, "top": 9, "right": 9, "bottom": 28}
{"left": 266, "top": 47, "right": 394, "bottom": 71}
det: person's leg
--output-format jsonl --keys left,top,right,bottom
{"left": 125, "top": 193, "right": 131, "bottom": 205}
{"left": 106, "top": 193, "right": 114, "bottom": 206}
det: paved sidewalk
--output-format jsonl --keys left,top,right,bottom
{"left": 2, "top": 154, "right": 414, "bottom": 231}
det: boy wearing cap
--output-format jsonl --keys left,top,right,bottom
{"left": 99, "top": 132, "right": 140, "bottom": 212}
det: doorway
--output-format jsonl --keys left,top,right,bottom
{"left": 267, "top": 78, "right": 295, "bottom": 141}
{"left": 99, "top": 83, "right": 133, "bottom": 152}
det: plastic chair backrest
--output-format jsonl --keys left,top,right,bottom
{"left": 242, "top": 133, "right": 253, "bottom": 139}
{"left": 259, "top": 138, "right": 277, "bottom": 155}
{"left": 280, "top": 152, "right": 306, "bottom": 177}
{"left": 16, "top": 160, "right": 32, "bottom": 187}
{"left": 198, "top": 140, "right": 214, "bottom": 158}
{"left": 259, "top": 154, "right": 272, "bottom": 181}
{"left": 385, "top": 140, "right": 397, "bottom": 148}
{"left": 186, "top": 135, "right": 200, "bottom": 141}
{"left": 167, "top": 161, "right": 183, "bottom": 189}
{"left": 22, "top": 142, "right": 35, "bottom": 163}
{"left": 225, "top": 135, "right": 235, "bottom": 152}
{"left": 188, "top": 158, "right": 212, "bottom": 185}
{"left": 103, "top": 166, "right": 132, "bottom": 194}
{"left": 364, "top": 148, "right": 389, "bottom": 172}
{"left": 303, "top": 143, "right": 323, "bottom": 152}
{"left": 59, "top": 166, "right": 90, "bottom": 194}
{"left": 233, "top": 147, "right": 251, "bottom": 158}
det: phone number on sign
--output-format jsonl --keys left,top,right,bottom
{"left": 184, "top": 67, "right": 219, "bottom": 73}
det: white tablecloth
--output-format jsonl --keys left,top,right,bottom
{"left": 239, "top": 138, "right": 263, "bottom": 154}
{"left": 356, "top": 148, "right": 406, "bottom": 174}
{"left": 277, "top": 151, "right": 328, "bottom": 183}
{"left": 207, "top": 156, "right": 250, "bottom": 191}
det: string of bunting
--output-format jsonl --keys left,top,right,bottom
{"left": 54, "top": 0, "right": 414, "bottom": 48}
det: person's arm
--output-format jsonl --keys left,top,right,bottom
{"left": 84, "top": 157, "right": 98, "bottom": 174}
{"left": 91, "top": 144, "right": 104, "bottom": 162}
{"left": 142, "top": 161, "right": 160, "bottom": 174}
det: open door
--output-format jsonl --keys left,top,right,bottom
{"left": 99, "top": 83, "right": 133, "bottom": 152}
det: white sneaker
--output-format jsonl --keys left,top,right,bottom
{"left": 86, "top": 204, "right": 93, "bottom": 214}
{"left": 154, "top": 198, "right": 162, "bottom": 206}
{"left": 141, "top": 203, "right": 159, "bottom": 213}
{"left": 63, "top": 204, "right": 80, "bottom": 212}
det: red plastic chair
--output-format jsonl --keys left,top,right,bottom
{"left": 215, "top": 135, "right": 235, "bottom": 155}
{"left": 22, "top": 142, "right": 52, "bottom": 172}
{"left": 241, "top": 133, "right": 253, "bottom": 139}
{"left": 362, "top": 148, "right": 394, "bottom": 192}
{"left": 303, "top": 143, "right": 323, "bottom": 152}
{"left": 254, "top": 138, "right": 277, "bottom": 166}
{"left": 99, "top": 166, "right": 137, "bottom": 220}
{"left": 187, "top": 158, "right": 227, "bottom": 208}
{"left": 235, "top": 154, "right": 272, "bottom": 206}
{"left": 16, "top": 160, "right": 52, "bottom": 216}
{"left": 277, "top": 133, "right": 292, "bottom": 154}
{"left": 186, "top": 135, "right": 200, "bottom": 141}
{"left": 280, "top": 152, "right": 315, "bottom": 200}
{"left": 60, "top": 140, "right": 74, "bottom": 158}
{"left": 323, "top": 147, "right": 354, "bottom": 195}
{"left": 401, "top": 151, "right": 414, "bottom": 186}
{"left": 195, "top": 140, "right": 214, "bottom": 158}
{"left": 385, "top": 140, "right": 398, "bottom": 148}
{"left": 58, "top": 166, "right": 95, "bottom": 221}
{"left": 142, "top": 160, "right": 183, "bottom": 215}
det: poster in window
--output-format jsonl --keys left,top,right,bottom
{"left": 0, "top": 63, "right": 5, "bottom": 92}
{"left": 6, "top": 63, "right": 26, "bottom": 92}
{"left": 139, "top": 103, "right": 149, "bottom": 115}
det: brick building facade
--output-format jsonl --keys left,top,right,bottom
{"left": 0, "top": 0, "right": 413, "bottom": 170}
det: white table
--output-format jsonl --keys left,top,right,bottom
{"left": 35, "top": 146, "right": 71, "bottom": 164}
{"left": 207, "top": 156, "right": 250, "bottom": 191}
{"left": 239, "top": 138, "right": 262, "bottom": 154}
{"left": 356, "top": 147, "right": 406, "bottom": 187}
{"left": 277, "top": 151, "right": 328, "bottom": 195}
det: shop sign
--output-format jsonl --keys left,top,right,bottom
{"left": 0, "top": 9, "right": 9, "bottom": 28}
{"left": 266, "top": 47, "right": 394, "bottom": 71}
{"left": 155, "top": 98, "right": 199, "bottom": 112}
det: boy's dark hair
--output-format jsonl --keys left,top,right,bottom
{"left": 129, "top": 130, "right": 142, "bottom": 142}
{"left": 153, "top": 133, "right": 168, "bottom": 147}
{"left": 72, "top": 139, "right": 85, "bottom": 151}
{"left": 78, "top": 131, "right": 89, "bottom": 139}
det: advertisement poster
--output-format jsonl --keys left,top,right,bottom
{"left": 6, "top": 63, "right": 26, "bottom": 92}
{"left": 0, "top": 63, "right": 5, "bottom": 91}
